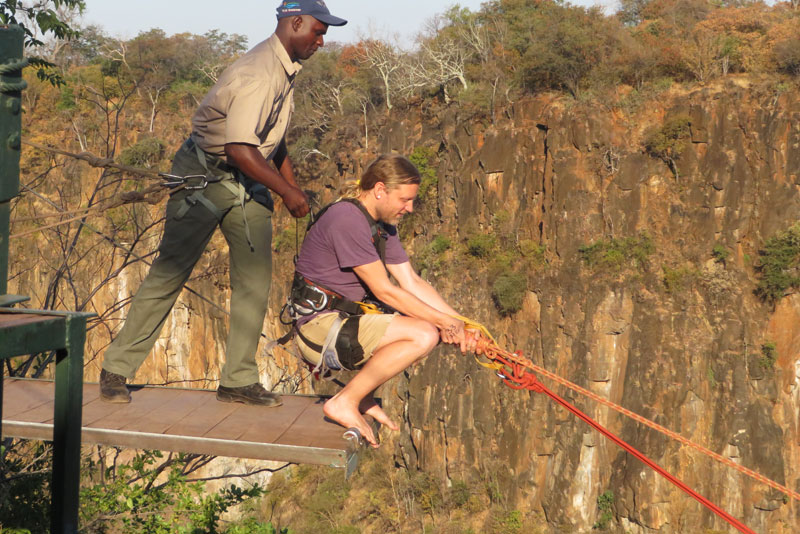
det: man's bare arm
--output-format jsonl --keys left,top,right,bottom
{"left": 387, "top": 261, "right": 459, "bottom": 316}
{"left": 354, "top": 260, "right": 467, "bottom": 350}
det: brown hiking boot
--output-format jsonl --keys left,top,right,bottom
{"left": 216, "top": 383, "right": 282, "bottom": 407}
{"left": 100, "top": 369, "right": 131, "bottom": 403}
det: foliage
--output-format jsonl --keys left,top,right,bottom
{"left": 499, "top": 0, "right": 623, "bottom": 97}
{"left": 519, "top": 239, "right": 547, "bottom": 269}
{"left": 0, "top": 441, "right": 52, "bottom": 533}
{"left": 593, "top": 490, "right": 615, "bottom": 530}
{"left": 491, "top": 509, "right": 523, "bottom": 534}
{"left": 759, "top": 341, "right": 777, "bottom": 370}
{"left": 712, "top": 244, "right": 730, "bottom": 264}
{"left": 755, "top": 223, "right": 800, "bottom": 304}
{"left": 774, "top": 36, "right": 800, "bottom": 77}
{"left": 117, "top": 137, "right": 166, "bottom": 168}
{"left": 0, "top": 0, "right": 85, "bottom": 85}
{"left": 466, "top": 233, "right": 496, "bottom": 258}
{"left": 492, "top": 271, "right": 527, "bottom": 316}
{"left": 644, "top": 115, "right": 692, "bottom": 177}
{"left": 579, "top": 233, "right": 654, "bottom": 272}
{"left": 408, "top": 146, "right": 439, "bottom": 200}
{"left": 430, "top": 235, "right": 452, "bottom": 255}
{"left": 80, "top": 450, "right": 264, "bottom": 533}
{"left": 662, "top": 265, "right": 699, "bottom": 294}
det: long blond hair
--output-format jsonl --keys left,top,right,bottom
{"left": 339, "top": 154, "right": 421, "bottom": 199}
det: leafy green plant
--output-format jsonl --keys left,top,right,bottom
{"left": 755, "top": 223, "right": 800, "bottom": 305}
{"left": 430, "top": 235, "right": 451, "bottom": 255}
{"left": 593, "top": 490, "right": 614, "bottom": 530}
{"left": 707, "top": 365, "right": 717, "bottom": 388}
{"left": 644, "top": 115, "right": 692, "bottom": 178}
{"left": 662, "top": 265, "right": 698, "bottom": 294}
{"left": 492, "top": 271, "right": 527, "bottom": 316}
{"left": 118, "top": 137, "right": 166, "bottom": 168}
{"left": 408, "top": 146, "right": 438, "bottom": 199}
{"left": 759, "top": 341, "right": 777, "bottom": 370}
{"left": 80, "top": 450, "right": 264, "bottom": 533}
{"left": 579, "top": 234, "right": 654, "bottom": 272}
{"left": 467, "top": 234, "right": 496, "bottom": 258}
{"left": 711, "top": 244, "right": 729, "bottom": 264}
{"left": 492, "top": 509, "right": 523, "bottom": 534}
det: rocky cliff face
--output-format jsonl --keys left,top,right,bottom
{"left": 343, "top": 80, "right": 798, "bottom": 533}
{"left": 81, "top": 79, "right": 799, "bottom": 533}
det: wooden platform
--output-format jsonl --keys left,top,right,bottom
{"left": 2, "top": 378, "right": 365, "bottom": 477}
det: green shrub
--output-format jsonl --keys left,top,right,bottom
{"left": 593, "top": 490, "right": 614, "bottom": 530}
{"left": 755, "top": 223, "right": 800, "bottom": 304}
{"left": 519, "top": 239, "right": 546, "bottom": 268}
{"left": 118, "top": 137, "right": 166, "bottom": 168}
{"left": 759, "top": 341, "right": 777, "bottom": 370}
{"left": 711, "top": 244, "right": 729, "bottom": 264}
{"left": 644, "top": 115, "right": 692, "bottom": 177}
{"left": 446, "top": 480, "right": 471, "bottom": 509}
{"left": 662, "top": 265, "right": 698, "bottom": 294}
{"left": 492, "top": 509, "right": 523, "bottom": 534}
{"left": 492, "top": 271, "right": 527, "bottom": 316}
{"left": 467, "top": 234, "right": 496, "bottom": 258}
{"left": 224, "top": 520, "right": 289, "bottom": 534}
{"left": 430, "top": 235, "right": 451, "bottom": 255}
{"left": 579, "top": 233, "right": 653, "bottom": 272}
{"left": 408, "top": 146, "right": 438, "bottom": 199}
{"left": 774, "top": 37, "right": 800, "bottom": 77}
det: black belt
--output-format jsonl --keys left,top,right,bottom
{"left": 186, "top": 137, "right": 234, "bottom": 174}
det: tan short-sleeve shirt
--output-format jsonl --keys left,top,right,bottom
{"left": 191, "top": 34, "right": 302, "bottom": 162}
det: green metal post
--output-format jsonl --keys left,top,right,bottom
{"left": 0, "top": 25, "right": 26, "bottom": 296}
{"left": 51, "top": 314, "right": 86, "bottom": 534}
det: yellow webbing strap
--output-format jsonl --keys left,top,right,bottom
{"left": 454, "top": 315, "right": 505, "bottom": 371}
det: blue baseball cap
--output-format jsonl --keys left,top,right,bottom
{"left": 276, "top": 1, "right": 348, "bottom": 27}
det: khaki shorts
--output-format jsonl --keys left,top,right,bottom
{"left": 296, "top": 312, "right": 395, "bottom": 368}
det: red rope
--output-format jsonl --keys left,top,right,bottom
{"left": 489, "top": 348, "right": 757, "bottom": 534}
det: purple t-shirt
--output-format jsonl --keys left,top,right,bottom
{"left": 295, "top": 202, "right": 409, "bottom": 301}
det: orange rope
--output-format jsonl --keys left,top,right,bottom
{"left": 461, "top": 318, "right": 800, "bottom": 504}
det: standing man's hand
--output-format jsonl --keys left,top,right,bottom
{"left": 224, "top": 141, "right": 311, "bottom": 219}
{"left": 281, "top": 186, "right": 310, "bottom": 218}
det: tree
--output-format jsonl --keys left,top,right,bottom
{"left": 0, "top": 0, "right": 85, "bottom": 85}
{"left": 354, "top": 38, "right": 406, "bottom": 111}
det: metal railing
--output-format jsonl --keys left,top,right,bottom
{"left": 0, "top": 24, "right": 93, "bottom": 534}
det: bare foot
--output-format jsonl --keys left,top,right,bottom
{"left": 324, "top": 394, "right": 379, "bottom": 448}
{"left": 360, "top": 397, "right": 399, "bottom": 431}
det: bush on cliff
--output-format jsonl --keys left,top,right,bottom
{"left": 579, "top": 233, "right": 654, "bottom": 273}
{"left": 755, "top": 223, "right": 800, "bottom": 305}
{"left": 644, "top": 115, "right": 692, "bottom": 178}
{"left": 492, "top": 271, "right": 528, "bottom": 316}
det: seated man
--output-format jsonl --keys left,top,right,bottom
{"left": 289, "top": 153, "right": 477, "bottom": 448}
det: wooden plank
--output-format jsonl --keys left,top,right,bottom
{"left": 90, "top": 387, "right": 185, "bottom": 431}
{"left": 80, "top": 396, "right": 133, "bottom": 427}
{"left": 164, "top": 392, "right": 238, "bottom": 438}
{"left": 12, "top": 397, "right": 55, "bottom": 423}
{"left": 127, "top": 389, "right": 207, "bottom": 434}
{"left": 275, "top": 398, "right": 332, "bottom": 447}
{"left": 234, "top": 396, "right": 314, "bottom": 444}
{"left": 1, "top": 379, "right": 52, "bottom": 418}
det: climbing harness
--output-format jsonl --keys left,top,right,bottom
{"left": 463, "top": 316, "right": 798, "bottom": 534}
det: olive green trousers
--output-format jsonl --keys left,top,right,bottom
{"left": 102, "top": 140, "right": 273, "bottom": 387}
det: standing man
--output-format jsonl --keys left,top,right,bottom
{"left": 100, "top": 1, "right": 347, "bottom": 406}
